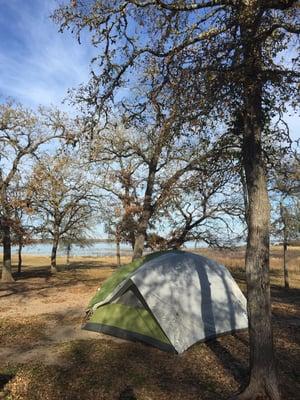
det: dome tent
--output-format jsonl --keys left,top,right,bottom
{"left": 83, "top": 251, "right": 248, "bottom": 353}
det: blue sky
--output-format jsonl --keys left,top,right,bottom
{"left": 0, "top": 0, "right": 93, "bottom": 109}
{"left": 0, "top": 0, "right": 298, "bottom": 140}
{"left": 0, "top": 0, "right": 298, "bottom": 243}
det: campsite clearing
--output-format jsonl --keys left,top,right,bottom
{"left": 0, "top": 248, "right": 299, "bottom": 399}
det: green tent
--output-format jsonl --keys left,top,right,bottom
{"left": 83, "top": 251, "right": 248, "bottom": 353}
{"left": 84, "top": 252, "right": 173, "bottom": 351}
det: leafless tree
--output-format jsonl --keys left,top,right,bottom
{"left": 54, "top": 1, "right": 300, "bottom": 397}
{"left": 0, "top": 101, "right": 70, "bottom": 282}
{"left": 161, "top": 158, "right": 245, "bottom": 249}
{"left": 27, "top": 153, "right": 96, "bottom": 273}
{"left": 271, "top": 154, "right": 300, "bottom": 288}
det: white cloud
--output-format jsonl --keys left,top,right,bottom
{"left": 0, "top": 0, "right": 298, "bottom": 141}
{"left": 0, "top": 0, "right": 93, "bottom": 109}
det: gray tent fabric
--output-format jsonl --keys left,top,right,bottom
{"left": 131, "top": 252, "right": 248, "bottom": 352}
{"left": 91, "top": 251, "right": 248, "bottom": 353}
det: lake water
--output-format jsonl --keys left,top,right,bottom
{"left": 11, "top": 242, "right": 134, "bottom": 257}
{"left": 11, "top": 241, "right": 197, "bottom": 257}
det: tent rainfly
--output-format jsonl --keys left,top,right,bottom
{"left": 83, "top": 251, "right": 248, "bottom": 353}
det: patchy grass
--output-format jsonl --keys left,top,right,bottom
{"left": 0, "top": 250, "right": 299, "bottom": 399}
{"left": 0, "top": 337, "right": 246, "bottom": 400}
{"left": 0, "top": 313, "right": 84, "bottom": 348}
{"left": 0, "top": 316, "right": 48, "bottom": 348}
{"left": 196, "top": 246, "right": 300, "bottom": 288}
{"left": 1, "top": 305, "right": 299, "bottom": 400}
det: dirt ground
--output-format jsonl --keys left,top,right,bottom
{"left": 0, "top": 250, "right": 299, "bottom": 399}
{"left": 0, "top": 256, "right": 128, "bottom": 365}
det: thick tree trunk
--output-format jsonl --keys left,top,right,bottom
{"left": 283, "top": 242, "right": 289, "bottom": 289}
{"left": 235, "top": 6, "right": 280, "bottom": 398}
{"left": 132, "top": 163, "right": 157, "bottom": 260}
{"left": 1, "top": 222, "right": 14, "bottom": 282}
{"left": 236, "top": 86, "right": 280, "bottom": 400}
{"left": 17, "top": 241, "right": 23, "bottom": 274}
{"left": 239, "top": 152, "right": 280, "bottom": 400}
{"left": 132, "top": 231, "right": 146, "bottom": 260}
{"left": 129, "top": 231, "right": 136, "bottom": 251}
{"left": 51, "top": 238, "right": 59, "bottom": 273}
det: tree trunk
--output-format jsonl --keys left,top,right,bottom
{"left": 17, "top": 240, "right": 23, "bottom": 274}
{"left": 66, "top": 243, "right": 71, "bottom": 265}
{"left": 283, "top": 242, "right": 289, "bottom": 289}
{"left": 280, "top": 204, "right": 289, "bottom": 289}
{"left": 116, "top": 238, "right": 121, "bottom": 267}
{"left": 234, "top": 7, "right": 281, "bottom": 398}
{"left": 169, "top": 236, "right": 185, "bottom": 250}
{"left": 1, "top": 222, "right": 14, "bottom": 282}
{"left": 169, "top": 223, "right": 193, "bottom": 250}
{"left": 129, "top": 231, "right": 136, "bottom": 251}
{"left": 51, "top": 238, "right": 59, "bottom": 273}
{"left": 236, "top": 85, "right": 280, "bottom": 400}
{"left": 132, "top": 163, "right": 157, "bottom": 260}
{"left": 239, "top": 144, "right": 280, "bottom": 399}
{"left": 132, "top": 230, "right": 146, "bottom": 260}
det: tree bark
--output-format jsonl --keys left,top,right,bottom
{"left": 280, "top": 204, "right": 289, "bottom": 289}
{"left": 132, "top": 229, "right": 147, "bottom": 260}
{"left": 1, "top": 222, "right": 14, "bottom": 282}
{"left": 236, "top": 64, "right": 280, "bottom": 400}
{"left": 17, "top": 240, "right": 23, "bottom": 275}
{"left": 51, "top": 237, "right": 59, "bottom": 273}
{"left": 240, "top": 135, "right": 280, "bottom": 400}
{"left": 169, "top": 233, "right": 187, "bottom": 250}
{"left": 234, "top": 5, "right": 281, "bottom": 398}
{"left": 132, "top": 163, "right": 156, "bottom": 260}
{"left": 116, "top": 238, "right": 121, "bottom": 267}
{"left": 66, "top": 243, "right": 71, "bottom": 265}
{"left": 283, "top": 242, "right": 289, "bottom": 289}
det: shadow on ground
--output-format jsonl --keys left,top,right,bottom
{"left": 0, "top": 374, "right": 14, "bottom": 390}
{"left": 1, "top": 312, "right": 299, "bottom": 400}
{"left": 1, "top": 338, "right": 244, "bottom": 400}
{"left": 0, "top": 263, "right": 113, "bottom": 300}
{"left": 1, "top": 259, "right": 299, "bottom": 400}
{"left": 2, "top": 288, "right": 299, "bottom": 400}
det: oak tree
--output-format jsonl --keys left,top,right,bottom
{"left": 27, "top": 153, "right": 95, "bottom": 273}
{"left": 54, "top": 1, "right": 300, "bottom": 398}
{"left": 0, "top": 102, "right": 68, "bottom": 282}
{"left": 271, "top": 154, "right": 300, "bottom": 288}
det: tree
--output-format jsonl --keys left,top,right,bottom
{"left": 0, "top": 102, "right": 68, "bottom": 282}
{"left": 78, "top": 61, "right": 221, "bottom": 260}
{"left": 54, "top": 1, "right": 299, "bottom": 398}
{"left": 271, "top": 154, "right": 300, "bottom": 288}
{"left": 91, "top": 137, "right": 141, "bottom": 253}
{"left": 158, "top": 153, "right": 245, "bottom": 249}
{"left": 102, "top": 201, "right": 129, "bottom": 267}
{"left": 10, "top": 178, "right": 35, "bottom": 274}
{"left": 27, "top": 153, "right": 95, "bottom": 273}
{"left": 86, "top": 118, "right": 223, "bottom": 260}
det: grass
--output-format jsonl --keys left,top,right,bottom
{"left": 0, "top": 247, "right": 299, "bottom": 399}
{"left": 1, "top": 312, "right": 299, "bottom": 400}
{"left": 196, "top": 245, "right": 300, "bottom": 288}
{"left": 1, "top": 339, "right": 241, "bottom": 400}
{"left": 0, "top": 316, "right": 48, "bottom": 348}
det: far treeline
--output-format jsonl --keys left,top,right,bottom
{"left": 0, "top": 1, "right": 299, "bottom": 400}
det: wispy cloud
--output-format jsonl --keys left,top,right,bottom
{"left": 0, "top": 0, "right": 93, "bottom": 108}
{"left": 0, "top": 1, "right": 298, "bottom": 141}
